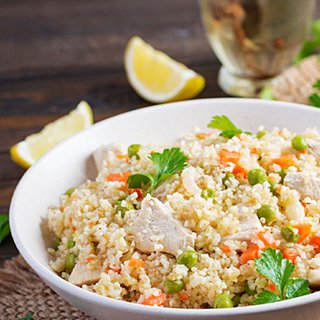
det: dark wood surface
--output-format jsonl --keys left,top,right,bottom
{"left": 0, "top": 0, "right": 319, "bottom": 265}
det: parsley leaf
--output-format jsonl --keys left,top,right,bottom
{"left": 255, "top": 249, "right": 294, "bottom": 299}
{"left": 294, "top": 20, "right": 320, "bottom": 63}
{"left": 254, "top": 249, "right": 311, "bottom": 305}
{"left": 309, "top": 93, "right": 320, "bottom": 108}
{"left": 208, "top": 115, "right": 243, "bottom": 138}
{"left": 253, "top": 290, "right": 281, "bottom": 305}
{"left": 313, "top": 80, "right": 320, "bottom": 90}
{"left": 128, "top": 148, "right": 188, "bottom": 193}
{"left": 285, "top": 278, "right": 310, "bottom": 300}
{"left": 0, "top": 214, "right": 10, "bottom": 245}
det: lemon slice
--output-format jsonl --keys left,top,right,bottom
{"left": 124, "top": 36, "right": 205, "bottom": 103}
{"left": 10, "top": 100, "right": 93, "bottom": 168}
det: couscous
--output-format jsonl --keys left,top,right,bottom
{"left": 47, "top": 115, "right": 320, "bottom": 308}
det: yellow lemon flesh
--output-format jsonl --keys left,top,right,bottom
{"left": 124, "top": 36, "right": 205, "bottom": 103}
{"left": 10, "top": 100, "right": 93, "bottom": 168}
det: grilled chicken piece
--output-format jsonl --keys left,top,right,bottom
{"left": 223, "top": 214, "right": 263, "bottom": 241}
{"left": 93, "top": 143, "right": 125, "bottom": 171}
{"left": 309, "top": 269, "right": 320, "bottom": 287}
{"left": 127, "top": 196, "right": 195, "bottom": 256}
{"left": 284, "top": 172, "right": 320, "bottom": 201}
{"left": 69, "top": 262, "right": 101, "bottom": 286}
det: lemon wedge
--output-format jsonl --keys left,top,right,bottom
{"left": 10, "top": 100, "right": 93, "bottom": 168}
{"left": 124, "top": 36, "right": 205, "bottom": 103}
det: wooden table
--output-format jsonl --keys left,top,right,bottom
{"left": 0, "top": 0, "right": 319, "bottom": 265}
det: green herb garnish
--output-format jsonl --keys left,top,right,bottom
{"left": 259, "top": 85, "right": 275, "bottom": 100}
{"left": 20, "top": 313, "right": 33, "bottom": 320}
{"left": 208, "top": 115, "right": 245, "bottom": 138}
{"left": 0, "top": 214, "right": 10, "bottom": 245}
{"left": 294, "top": 20, "right": 320, "bottom": 63}
{"left": 128, "top": 148, "right": 188, "bottom": 193}
{"left": 253, "top": 249, "right": 310, "bottom": 305}
{"left": 309, "top": 93, "right": 320, "bottom": 108}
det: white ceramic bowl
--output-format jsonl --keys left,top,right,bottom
{"left": 10, "top": 98, "right": 320, "bottom": 320}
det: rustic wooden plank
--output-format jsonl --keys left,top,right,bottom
{"left": 0, "top": 0, "right": 213, "bottom": 74}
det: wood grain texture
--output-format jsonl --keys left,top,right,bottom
{"left": 0, "top": 0, "right": 319, "bottom": 264}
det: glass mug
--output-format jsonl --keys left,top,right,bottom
{"left": 200, "top": 0, "right": 316, "bottom": 97}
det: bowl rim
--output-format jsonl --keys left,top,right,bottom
{"left": 10, "top": 98, "right": 320, "bottom": 316}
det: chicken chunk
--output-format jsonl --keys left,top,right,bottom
{"left": 223, "top": 214, "right": 263, "bottom": 241}
{"left": 127, "top": 196, "right": 195, "bottom": 256}
{"left": 69, "top": 262, "right": 101, "bottom": 286}
{"left": 92, "top": 143, "right": 125, "bottom": 172}
{"left": 309, "top": 269, "right": 320, "bottom": 287}
{"left": 284, "top": 172, "right": 320, "bottom": 200}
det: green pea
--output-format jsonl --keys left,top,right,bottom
{"left": 257, "top": 204, "right": 277, "bottom": 224}
{"left": 177, "top": 250, "right": 198, "bottom": 269}
{"left": 291, "top": 135, "right": 308, "bottom": 151}
{"left": 281, "top": 225, "right": 300, "bottom": 243}
{"left": 256, "top": 130, "right": 267, "bottom": 139}
{"left": 223, "top": 172, "right": 235, "bottom": 187}
{"left": 65, "top": 187, "right": 76, "bottom": 197}
{"left": 128, "top": 144, "right": 141, "bottom": 159}
{"left": 115, "top": 201, "right": 134, "bottom": 218}
{"left": 65, "top": 253, "right": 77, "bottom": 273}
{"left": 248, "top": 168, "right": 267, "bottom": 185}
{"left": 67, "top": 237, "right": 75, "bottom": 249}
{"left": 214, "top": 293, "right": 233, "bottom": 308}
{"left": 201, "top": 188, "right": 215, "bottom": 200}
{"left": 164, "top": 279, "right": 184, "bottom": 294}
{"left": 53, "top": 238, "right": 60, "bottom": 251}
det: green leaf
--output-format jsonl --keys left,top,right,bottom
{"left": 127, "top": 173, "right": 154, "bottom": 189}
{"left": 309, "top": 93, "right": 320, "bottom": 108}
{"left": 260, "top": 86, "right": 275, "bottom": 100}
{"left": 148, "top": 148, "right": 188, "bottom": 191}
{"left": 255, "top": 249, "right": 295, "bottom": 299}
{"left": 208, "top": 115, "right": 244, "bottom": 138}
{"left": 0, "top": 214, "right": 10, "bottom": 245}
{"left": 312, "top": 20, "right": 320, "bottom": 41}
{"left": 128, "top": 148, "right": 188, "bottom": 194}
{"left": 313, "top": 80, "right": 320, "bottom": 90}
{"left": 294, "top": 41, "right": 319, "bottom": 64}
{"left": 285, "top": 278, "right": 311, "bottom": 299}
{"left": 294, "top": 20, "right": 320, "bottom": 63}
{"left": 253, "top": 290, "right": 281, "bottom": 305}
{"left": 20, "top": 313, "right": 33, "bottom": 320}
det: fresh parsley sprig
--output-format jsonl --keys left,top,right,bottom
{"left": 127, "top": 148, "right": 188, "bottom": 193}
{"left": 208, "top": 115, "right": 248, "bottom": 138}
{"left": 294, "top": 20, "right": 320, "bottom": 63}
{"left": 0, "top": 214, "right": 10, "bottom": 245}
{"left": 253, "top": 249, "right": 310, "bottom": 305}
{"left": 310, "top": 79, "right": 320, "bottom": 108}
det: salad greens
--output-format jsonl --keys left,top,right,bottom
{"left": 128, "top": 148, "right": 188, "bottom": 193}
{"left": 208, "top": 115, "right": 243, "bottom": 138}
{"left": 0, "top": 214, "right": 10, "bottom": 245}
{"left": 253, "top": 249, "right": 310, "bottom": 305}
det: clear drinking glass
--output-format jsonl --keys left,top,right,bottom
{"left": 200, "top": 0, "right": 316, "bottom": 97}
